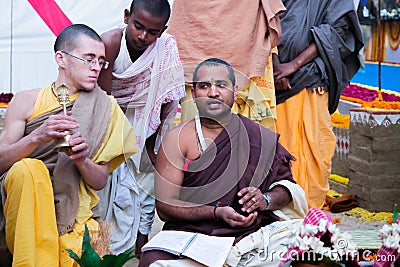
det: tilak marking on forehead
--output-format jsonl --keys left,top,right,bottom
{"left": 211, "top": 77, "right": 216, "bottom": 93}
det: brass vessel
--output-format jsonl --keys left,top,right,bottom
{"left": 53, "top": 84, "right": 74, "bottom": 155}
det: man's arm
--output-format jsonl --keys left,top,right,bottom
{"left": 67, "top": 131, "right": 109, "bottom": 190}
{"left": 155, "top": 126, "right": 257, "bottom": 228}
{"left": 0, "top": 90, "right": 79, "bottom": 174}
{"left": 98, "top": 29, "right": 123, "bottom": 94}
{"left": 273, "top": 43, "right": 319, "bottom": 82}
{"left": 0, "top": 90, "right": 108, "bottom": 189}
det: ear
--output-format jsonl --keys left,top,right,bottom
{"left": 191, "top": 84, "right": 196, "bottom": 100}
{"left": 55, "top": 51, "right": 65, "bottom": 68}
{"left": 233, "top": 85, "right": 238, "bottom": 100}
{"left": 124, "top": 9, "right": 130, "bottom": 24}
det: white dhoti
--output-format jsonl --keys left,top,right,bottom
{"left": 97, "top": 159, "right": 155, "bottom": 254}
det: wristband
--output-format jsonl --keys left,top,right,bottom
{"left": 212, "top": 202, "right": 221, "bottom": 221}
{"left": 263, "top": 193, "right": 272, "bottom": 210}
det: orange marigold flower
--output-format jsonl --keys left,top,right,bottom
{"left": 333, "top": 217, "right": 341, "bottom": 224}
{"left": 388, "top": 217, "right": 394, "bottom": 224}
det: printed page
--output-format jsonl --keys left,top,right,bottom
{"left": 141, "top": 230, "right": 196, "bottom": 255}
{"left": 183, "top": 233, "right": 234, "bottom": 267}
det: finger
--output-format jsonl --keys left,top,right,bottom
{"left": 239, "top": 188, "right": 258, "bottom": 205}
{"left": 69, "top": 149, "right": 89, "bottom": 160}
{"left": 233, "top": 212, "right": 257, "bottom": 227}
{"left": 273, "top": 68, "right": 282, "bottom": 76}
{"left": 237, "top": 187, "right": 250, "bottom": 197}
{"left": 50, "top": 114, "right": 78, "bottom": 123}
{"left": 69, "top": 153, "right": 86, "bottom": 161}
{"left": 287, "top": 80, "right": 292, "bottom": 89}
{"left": 276, "top": 73, "right": 285, "bottom": 81}
{"left": 241, "top": 195, "right": 258, "bottom": 213}
{"left": 52, "top": 122, "right": 79, "bottom": 132}
{"left": 225, "top": 209, "right": 246, "bottom": 223}
{"left": 238, "top": 186, "right": 257, "bottom": 197}
{"left": 242, "top": 212, "right": 258, "bottom": 227}
{"left": 71, "top": 142, "right": 88, "bottom": 153}
{"left": 245, "top": 199, "right": 260, "bottom": 213}
{"left": 276, "top": 80, "right": 284, "bottom": 90}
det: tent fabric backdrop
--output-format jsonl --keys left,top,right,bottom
{"left": 0, "top": 0, "right": 131, "bottom": 94}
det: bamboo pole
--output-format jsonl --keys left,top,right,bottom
{"left": 377, "top": 0, "right": 382, "bottom": 91}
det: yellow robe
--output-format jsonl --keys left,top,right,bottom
{"left": 275, "top": 89, "right": 336, "bottom": 208}
{"left": 4, "top": 85, "right": 137, "bottom": 266}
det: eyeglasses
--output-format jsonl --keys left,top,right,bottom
{"left": 61, "top": 51, "right": 109, "bottom": 70}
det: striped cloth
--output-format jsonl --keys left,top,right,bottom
{"left": 279, "top": 208, "right": 333, "bottom": 265}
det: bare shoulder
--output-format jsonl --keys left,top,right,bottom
{"left": 0, "top": 88, "right": 40, "bottom": 145}
{"left": 101, "top": 28, "right": 123, "bottom": 58}
{"left": 7, "top": 88, "right": 40, "bottom": 120}
{"left": 163, "top": 120, "right": 196, "bottom": 156}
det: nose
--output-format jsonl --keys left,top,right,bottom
{"left": 90, "top": 59, "right": 102, "bottom": 71}
{"left": 138, "top": 30, "right": 147, "bottom": 41}
{"left": 207, "top": 86, "right": 220, "bottom": 97}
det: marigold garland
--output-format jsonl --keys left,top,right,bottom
{"left": 344, "top": 207, "right": 393, "bottom": 222}
{"left": 331, "top": 112, "right": 350, "bottom": 129}
{"left": 340, "top": 84, "right": 400, "bottom": 110}
{"left": 329, "top": 174, "right": 350, "bottom": 185}
{"left": 327, "top": 190, "right": 342, "bottom": 198}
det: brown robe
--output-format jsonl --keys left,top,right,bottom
{"left": 139, "top": 114, "right": 295, "bottom": 266}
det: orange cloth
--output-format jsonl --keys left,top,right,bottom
{"left": 4, "top": 159, "right": 59, "bottom": 266}
{"left": 168, "top": 0, "right": 285, "bottom": 81}
{"left": 169, "top": 1, "right": 284, "bottom": 127}
{"left": 275, "top": 89, "right": 336, "bottom": 208}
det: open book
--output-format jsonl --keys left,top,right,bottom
{"left": 142, "top": 230, "right": 235, "bottom": 267}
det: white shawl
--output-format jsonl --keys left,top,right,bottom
{"left": 111, "top": 30, "right": 185, "bottom": 169}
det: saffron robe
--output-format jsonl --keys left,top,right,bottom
{"left": 275, "top": 0, "right": 363, "bottom": 113}
{"left": 0, "top": 84, "right": 137, "bottom": 266}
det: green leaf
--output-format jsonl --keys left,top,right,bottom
{"left": 100, "top": 247, "right": 135, "bottom": 267}
{"left": 66, "top": 249, "right": 83, "bottom": 265}
{"left": 79, "top": 224, "right": 102, "bottom": 267}
{"left": 67, "top": 224, "right": 102, "bottom": 267}
{"left": 68, "top": 224, "right": 136, "bottom": 267}
{"left": 393, "top": 204, "right": 398, "bottom": 224}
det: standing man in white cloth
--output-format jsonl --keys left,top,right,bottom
{"left": 97, "top": 0, "right": 185, "bottom": 256}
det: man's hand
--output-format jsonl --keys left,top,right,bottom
{"left": 33, "top": 113, "right": 79, "bottom": 145}
{"left": 273, "top": 61, "right": 297, "bottom": 81}
{"left": 274, "top": 77, "right": 292, "bottom": 91}
{"left": 217, "top": 206, "right": 257, "bottom": 228}
{"left": 68, "top": 131, "right": 90, "bottom": 163}
{"left": 238, "top": 187, "right": 268, "bottom": 213}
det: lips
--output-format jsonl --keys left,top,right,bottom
{"left": 134, "top": 40, "right": 146, "bottom": 50}
{"left": 207, "top": 99, "right": 224, "bottom": 109}
{"left": 207, "top": 99, "right": 222, "bottom": 105}
{"left": 88, "top": 76, "right": 98, "bottom": 82}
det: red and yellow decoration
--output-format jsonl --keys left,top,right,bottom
{"left": 332, "top": 84, "right": 400, "bottom": 128}
{"left": 341, "top": 84, "right": 400, "bottom": 110}
{"left": 0, "top": 93, "right": 13, "bottom": 107}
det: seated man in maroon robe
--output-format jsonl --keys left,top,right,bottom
{"left": 139, "top": 58, "right": 308, "bottom": 267}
